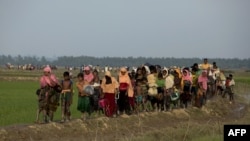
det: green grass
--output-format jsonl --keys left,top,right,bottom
{"left": 0, "top": 80, "right": 81, "bottom": 127}
{"left": 235, "top": 77, "right": 250, "bottom": 84}
{"left": 0, "top": 69, "right": 249, "bottom": 131}
{"left": 0, "top": 69, "right": 249, "bottom": 127}
{"left": 232, "top": 71, "right": 250, "bottom": 84}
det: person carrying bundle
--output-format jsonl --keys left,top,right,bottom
{"left": 76, "top": 73, "right": 92, "bottom": 121}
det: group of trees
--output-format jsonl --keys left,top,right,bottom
{"left": 0, "top": 55, "right": 250, "bottom": 69}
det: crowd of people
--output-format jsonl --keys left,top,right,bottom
{"left": 35, "top": 58, "right": 236, "bottom": 123}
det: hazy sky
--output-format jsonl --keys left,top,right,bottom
{"left": 1, "top": 0, "right": 250, "bottom": 59}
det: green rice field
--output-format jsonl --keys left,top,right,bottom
{"left": 0, "top": 68, "right": 250, "bottom": 127}
{"left": 0, "top": 68, "right": 250, "bottom": 141}
{"left": 0, "top": 80, "right": 82, "bottom": 126}
{"left": 0, "top": 69, "right": 83, "bottom": 127}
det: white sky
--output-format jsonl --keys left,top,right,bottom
{"left": 0, "top": 0, "right": 250, "bottom": 59}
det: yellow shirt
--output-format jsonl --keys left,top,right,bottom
{"left": 200, "top": 63, "right": 211, "bottom": 70}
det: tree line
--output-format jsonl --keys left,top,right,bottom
{"left": 0, "top": 55, "right": 250, "bottom": 69}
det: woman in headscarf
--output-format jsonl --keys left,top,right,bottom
{"left": 118, "top": 67, "right": 134, "bottom": 115}
{"left": 83, "top": 66, "right": 97, "bottom": 114}
{"left": 37, "top": 65, "right": 60, "bottom": 123}
{"left": 162, "top": 68, "right": 169, "bottom": 79}
{"left": 100, "top": 71, "right": 119, "bottom": 117}
{"left": 180, "top": 69, "right": 192, "bottom": 108}
{"left": 173, "top": 68, "right": 182, "bottom": 91}
{"left": 83, "top": 66, "right": 94, "bottom": 84}
{"left": 198, "top": 70, "right": 208, "bottom": 107}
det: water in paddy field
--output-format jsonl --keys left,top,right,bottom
{"left": 230, "top": 94, "right": 250, "bottom": 119}
{"left": 231, "top": 103, "right": 246, "bottom": 119}
{"left": 243, "top": 94, "right": 250, "bottom": 104}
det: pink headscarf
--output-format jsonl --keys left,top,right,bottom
{"left": 43, "top": 66, "right": 51, "bottom": 73}
{"left": 84, "top": 66, "right": 94, "bottom": 83}
{"left": 202, "top": 69, "right": 207, "bottom": 74}
{"left": 198, "top": 70, "right": 208, "bottom": 90}
{"left": 182, "top": 70, "right": 192, "bottom": 83}
{"left": 40, "top": 67, "right": 58, "bottom": 88}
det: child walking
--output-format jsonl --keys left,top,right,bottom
{"left": 223, "top": 74, "right": 235, "bottom": 104}
{"left": 60, "top": 71, "right": 73, "bottom": 122}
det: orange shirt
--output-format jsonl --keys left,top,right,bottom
{"left": 101, "top": 77, "right": 119, "bottom": 94}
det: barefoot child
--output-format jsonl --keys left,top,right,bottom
{"left": 223, "top": 74, "right": 235, "bottom": 104}
{"left": 60, "top": 71, "right": 73, "bottom": 122}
